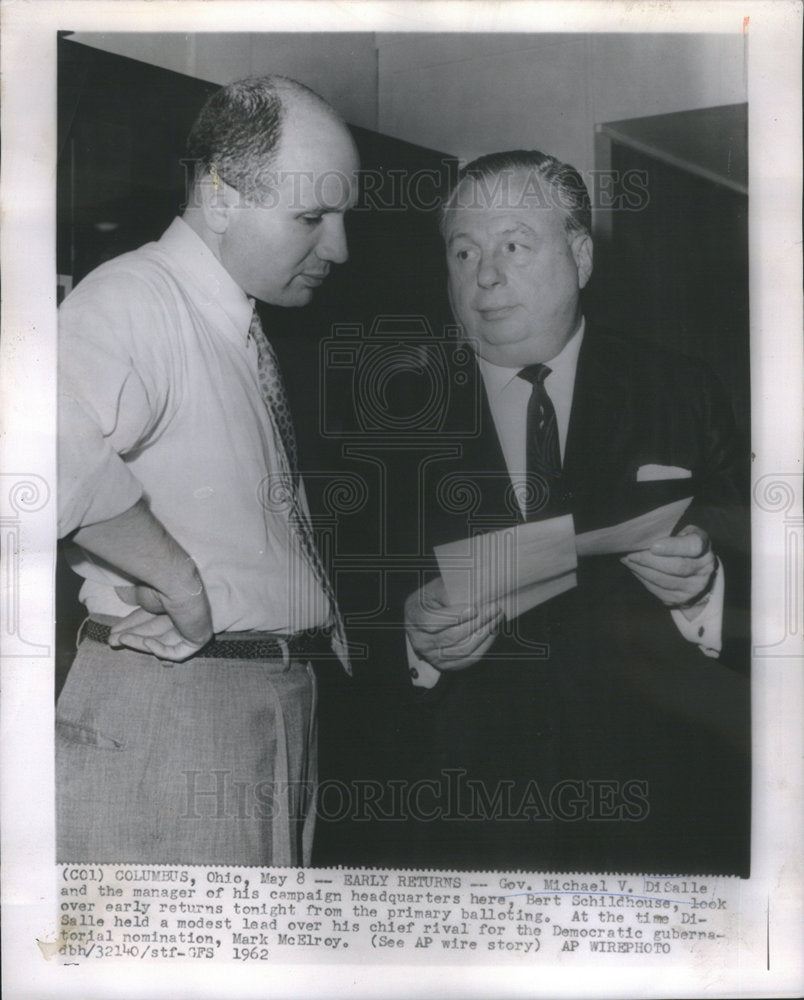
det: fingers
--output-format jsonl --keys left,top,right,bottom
{"left": 624, "top": 559, "right": 710, "bottom": 600}
{"left": 410, "top": 625, "right": 498, "bottom": 672}
{"left": 114, "top": 585, "right": 140, "bottom": 607}
{"left": 425, "top": 613, "right": 502, "bottom": 661}
{"left": 114, "top": 584, "right": 166, "bottom": 614}
{"left": 112, "top": 582, "right": 212, "bottom": 644}
{"left": 622, "top": 528, "right": 716, "bottom": 609}
{"left": 118, "top": 632, "right": 205, "bottom": 662}
{"left": 407, "top": 598, "right": 504, "bottom": 672}
{"left": 432, "top": 628, "right": 499, "bottom": 673}
{"left": 624, "top": 526, "right": 714, "bottom": 581}
{"left": 623, "top": 548, "right": 715, "bottom": 579}
{"left": 108, "top": 607, "right": 158, "bottom": 644}
{"left": 139, "top": 636, "right": 206, "bottom": 662}
{"left": 405, "top": 575, "right": 506, "bottom": 670}
{"left": 408, "top": 612, "right": 501, "bottom": 656}
{"left": 159, "top": 590, "right": 214, "bottom": 647}
{"left": 108, "top": 608, "right": 210, "bottom": 662}
{"left": 405, "top": 577, "right": 501, "bottom": 630}
{"left": 648, "top": 525, "right": 711, "bottom": 558}
{"left": 408, "top": 598, "right": 502, "bottom": 636}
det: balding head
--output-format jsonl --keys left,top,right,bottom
{"left": 182, "top": 74, "right": 359, "bottom": 307}
{"left": 185, "top": 75, "right": 345, "bottom": 206}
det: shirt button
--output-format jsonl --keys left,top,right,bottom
{"left": 409, "top": 667, "right": 419, "bottom": 679}
{"left": 698, "top": 626, "right": 705, "bottom": 638}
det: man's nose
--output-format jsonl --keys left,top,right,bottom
{"left": 477, "top": 253, "right": 504, "bottom": 288}
{"left": 317, "top": 216, "right": 349, "bottom": 264}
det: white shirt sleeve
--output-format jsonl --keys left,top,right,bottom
{"left": 669, "top": 559, "right": 725, "bottom": 658}
{"left": 406, "top": 635, "right": 443, "bottom": 689}
{"left": 57, "top": 274, "right": 166, "bottom": 537}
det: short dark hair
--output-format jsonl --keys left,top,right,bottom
{"left": 185, "top": 75, "right": 339, "bottom": 205}
{"left": 441, "top": 149, "right": 591, "bottom": 238}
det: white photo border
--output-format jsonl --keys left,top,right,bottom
{"left": 1, "top": 2, "right": 802, "bottom": 998}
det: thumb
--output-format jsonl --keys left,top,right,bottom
{"left": 678, "top": 524, "right": 711, "bottom": 554}
{"left": 114, "top": 584, "right": 166, "bottom": 614}
{"left": 421, "top": 576, "right": 452, "bottom": 611}
{"left": 115, "top": 585, "right": 140, "bottom": 606}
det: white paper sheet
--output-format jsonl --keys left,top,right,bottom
{"left": 434, "top": 497, "right": 693, "bottom": 620}
{"left": 434, "top": 514, "right": 577, "bottom": 618}
{"left": 576, "top": 496, "right": 692, "bottom": 556}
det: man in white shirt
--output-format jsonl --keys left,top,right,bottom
{"left": 57, "top": 75, "right": 358, "bottom": 866}
{"left": 400, "top": 150, "right": 749, "bottom": 874}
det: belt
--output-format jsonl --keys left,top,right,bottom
{"left": 80, "top": 619, "right": 334, "bottom": 661}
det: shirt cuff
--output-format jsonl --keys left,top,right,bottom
{"left": 670, "top": 558, "right": 724, "bottom": 658}
{"left": 406, "top": 635, "right": 442, "bottom": 689}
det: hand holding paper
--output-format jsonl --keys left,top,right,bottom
{"left": 434, "top": 514, "right": 578, "bottom": 621}
{"left": 404, "top": 577, "right": 504, "bottom": 672}
{"left": 575, "top": 497, "right": 692, "bottom": 556}
{"left": 433, "top": 497, "right": 695, "bottom": 621}
{"left": 620, "top": 523, "right": 717, "bottom": 612}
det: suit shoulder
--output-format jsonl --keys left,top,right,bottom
{"left": 585, "top": 325, "right": 716, "bottom": 389}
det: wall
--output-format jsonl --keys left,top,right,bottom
{"left": 67, "top": 32, "right": 379, "bottom": 131}
{"left": 68, "top": 30, "right": 747, "bottom": 176}
{"left": 376, "top": 33, "right": 747, "bottom": 176}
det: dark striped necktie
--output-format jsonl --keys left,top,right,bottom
{"left": 517, "top": 363, "right": 562, "bottom": 521}
{"left": 248, "top": 305, "right": 350, "bottom": 672}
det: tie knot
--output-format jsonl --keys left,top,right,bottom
{"left": 517, "top": 363, "right": 552, "bottom": 387}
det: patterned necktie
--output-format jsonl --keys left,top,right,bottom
{"left": 518, "top": 363, "right": 563, "bottom": 521}
{"left": 248, "top": 305, "right": 350, "bottom": 672}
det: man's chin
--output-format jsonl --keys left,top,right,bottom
{"left": 473, "top": 332, "right": 553, "bottom": 367}
{"left": 469, "top": 323, "right": 531, "bottom": 350}
{"left": 290, "top": 289, "right": 315, "bottom": 307}
{"left": 265, "top": 287, "right": 315, "bottom": 308}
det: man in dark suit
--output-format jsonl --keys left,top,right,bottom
{"left": 397, "top": 150, "right": 749, "bottom": 875}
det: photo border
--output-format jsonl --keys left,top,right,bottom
{"left": 1, "top": 2, "right": 801, "bottom": 997}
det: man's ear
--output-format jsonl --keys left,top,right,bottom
{"left": 570, "top": 232, "right": 594, "bottom": 290}
{"left": 197, "top": 169, "right": 233, "bottom": 236}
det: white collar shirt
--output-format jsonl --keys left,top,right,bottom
{"left": 477, "top": 319, "right": 585, "bottom": 516}
{"left": 58, "top": 217, "right": 330, "bottom": 634}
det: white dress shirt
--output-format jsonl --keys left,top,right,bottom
{"left": 477, "top": 318, "right": 585, "bottom": 512}
{"left": 59, "top": 217, "right": 330, "bottom": 635}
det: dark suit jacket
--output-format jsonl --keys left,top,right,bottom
{"left": 359, "top": 324, "right": 750, "bottom": 875}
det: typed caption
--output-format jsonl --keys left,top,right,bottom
{"left": 54, "top": 864, "right": 739, "bottom": 966}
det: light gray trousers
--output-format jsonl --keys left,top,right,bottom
{"left": 56, "top": 619, "right": 317, "bottom": 867}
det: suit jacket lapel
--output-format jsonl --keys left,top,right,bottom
{"left": 423, "top": 352, "right": 521, "bottom": 550}
{"left": 435, "top": 327, "right": 671, "bottom": 544}
{"left": 447, "top": 333, "right": 635, "bottom": 539}
{"left": 564, "top": 324, "right": 636, "bottom": 482}
{"left": 564, "top": 325, "right": 696, "bottom": 531}
{"left": 462, "top": 355, "right": 518, "bottom": 521}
